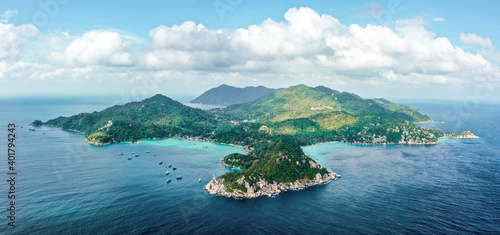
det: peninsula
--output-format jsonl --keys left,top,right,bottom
{"left": 32, "top": 84, "right": 477, "bottom": 199}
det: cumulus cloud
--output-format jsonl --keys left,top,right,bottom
{"left": 480, "top": 48, "right": 500, "bottom": 64}
{"left": 1, "top": 6, "right": 499, "bottom": 97}
{"left": 460, "top": 33, "right": 493, "bottom": 48}
{"left": 459, "top": 33, "right": 500, "bottom": 63}
{"left": 48, "top": 30, "right": 137, "bottom": 67}
{"left": 140, "top": 8, "right": 347, "bottom": 72}
{"left": 0, "top": 22, "right": 38, "bottom": 60}
{"left": 139, "top": 7, "right": 499, "bottom": 84}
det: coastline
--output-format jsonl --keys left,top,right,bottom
{"left": 301, "top": 139, "right": 440, "bottom": 147}
{"left": 301, "top": 141, "right": 339, "bottom": 147}
{"left": 38, "top": 124, "right": 246, "bottom": 148}
{"left": 204, "top": 170, "right": 341, "bottom": 199}
{"left": 41, "top": 123, "right": 443, "bottom": 147}
{"left": 40, "top": 124, "right": 478, "bottom": 149}
{"left": 219, "top": 157, "right": 244, "bottom": 171}
{"left": 164, "top": 137, "right": 245, "bottom": 149}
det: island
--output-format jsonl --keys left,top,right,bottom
{"left": 32, "top": 84, "right": 477, "bottom": 199}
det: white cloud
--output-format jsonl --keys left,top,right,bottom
{"left": 140, "top": 7, "right": 499, "bottom": 85}
{"left": 433, "top": 17, "right": 445, "bottom": 22}
{"left": 480, "top": 48, "right": 500, "bottom": 63}
{"left": 1, "top": 7, "right": 499, "bottom": 99}
{"left": 1, "top": 10, "right": 18, "bottom": 23}
{"left": 0, "top": 22, "right": 38, "bottom": 60}
{"left": 460, "top": 33, "right": 500, "bottom": 63}
{"left": 141, "top": 8, "right": 348, "bottom": 71}
{"left": 460, "top": 33, "right": 493, "bottom": 48}
{"left": 48, "top": 30, "right": 137, "bottom": 67}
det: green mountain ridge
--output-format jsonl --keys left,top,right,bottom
{"left": 218, "top": 84, "right": 431, "bottom": 123}
{"left": 209, "top": 85, "right": 441, "bottom": 148}
{"left": 190, "top": 84, "right": 278, "bottom": 106}
{"left": 40, "top": 94, "right": 216, "bottom": 144}
{"left": 221, "top": 85, "right": 342, "bottom": 122}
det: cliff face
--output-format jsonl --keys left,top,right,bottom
{"left": 204, "top": 170, "right": 341, "bottom": 199}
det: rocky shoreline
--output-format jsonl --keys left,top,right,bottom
{"left": 444, "top": 131, "right": 479, "bottom": 139}
{"left": 204, "top": 170, "right": 341, "bottom": 199}
{"left": 219, "top": 158, "right": 244, "bottom": 171}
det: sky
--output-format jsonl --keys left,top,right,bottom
{"left": 1, "top": 0, "right": 499, "bottom": 101}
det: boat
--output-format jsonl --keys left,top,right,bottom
{"left": 173, "top": 167, "right": 177, "bottom": 170}
{"left": 167, "top": 179, "right": 171, "bottom": 183}
{"left": 176, "top": 176, "right": 182, "bottom": 179}
{"left": 153, "top": 154, "right": 156, "bottom": 156}
{"left": 135, "top": 154, "right": 140, "bottom": 157}
{"left": 159, "top": 161, "right": 163, "bottom": 165}
{"left": 165, "top": 171, "right": 169, "bottom": 175}
{"left": 127, "top": 157, "right": 132, "bottom": 160}
{"left": 146, "top": 151, "right": 150, "bottom": 153}
{"left": 131, "top": 152, "right": 135, "bottom": 154}
{"left": 168, "top": 164, "right": 172, "bottom": 168}
{"left": 199, "top": 178, "right": 201, "bottom": 182}
{"left": 118, "top": 152, "right": 123, "bottom": 155}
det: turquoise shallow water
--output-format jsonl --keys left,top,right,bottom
{"left": 0, "top": 97, "right": 499, "bottom": 234}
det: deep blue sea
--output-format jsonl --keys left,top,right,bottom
{"left": 1, "top": 97, "right": 499, "bottom": 234}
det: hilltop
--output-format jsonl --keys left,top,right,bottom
{"left": 205, "top": 137, "right": 340, "bottom": 198}
{"left": 37, "top": 94, "right": 216, "bottom": 145}
{"left": 212, "top": 85, "right": 441, "bottom": 147}
{"left": 220, "top": 85, "right": 431, "bottom": 123}
{"left": 190, "top": 84, "right": 278, "bottom": 106}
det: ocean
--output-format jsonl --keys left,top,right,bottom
{"left": 0, "top": 97, "right": 499, "bottom": 234}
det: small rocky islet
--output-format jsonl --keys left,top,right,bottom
{"left": 205, "top": 166, "right": 341, "bottom": 198}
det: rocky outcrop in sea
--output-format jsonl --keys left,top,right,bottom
{"left": 204, "top": 170, "right": 341, "bottom": 199}
{"left": 446, "top": 131, "right": 479, "bottom": 139}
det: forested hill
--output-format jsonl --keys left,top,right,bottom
{"left": 210, "top": 85, "right": 441, "bottom": 146}
{"left": 38, "top": 94, "right": 216, "bottom": 144}
{"left": 190, "top": 84, "right": 278, "bottom": 105}
{"left": 218, "top": 84, "right": 432, "bottom": 123}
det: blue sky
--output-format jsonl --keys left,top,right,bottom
{"left": 4, "top": 1, "right": 499, "bottom": 47}
{"left": 1, "top": 0, "right": 499, "bottom": 101}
